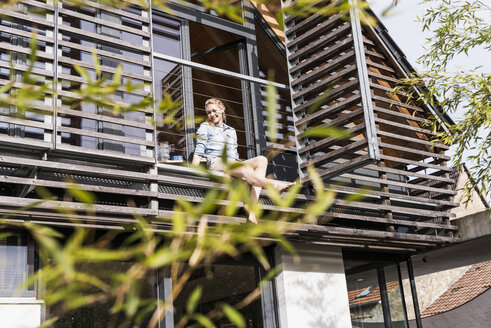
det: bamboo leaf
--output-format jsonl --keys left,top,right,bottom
{"left": 92, "top": 51, "right": 101, "bottom": 76}
{"left": 191, "top": 313, "right": 215, "bottom": 328}
{"left": 302, "top": 126, "right": 351, "bottom": 139}
{"left": 220, "top": 303, "right": 245, "bottom": 328}
{"left": 186, "top": 286, "right": 202, "bottom": 314}
{"left": 266, "top": 82, "right": 278, "bottom": 143}
{"left": 67, "top": 183, "right": 96, "bottom": 205}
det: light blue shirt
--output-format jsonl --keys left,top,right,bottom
{"left": 194, "top": 122, "right": 239, "bottom": 165}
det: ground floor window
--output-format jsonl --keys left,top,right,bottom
{"left": 344, "top": 254, "right": 413, "bottom": 328}
{"left": 46, "top": 260, "right": 267, "bottom": 327}
{"left": 0, "top": 232, "right": 35, "bottom": 298}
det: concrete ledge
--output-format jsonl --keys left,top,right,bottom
{"left": 454, "top": 209, "right": 491, "bottom": 241}
{"left": 0, "top": 298, "right": 44, "bottom": 304}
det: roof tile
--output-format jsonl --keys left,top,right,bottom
{"left": 421, "top": 260, "right": 491, "bottom": 317}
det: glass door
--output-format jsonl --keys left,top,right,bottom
{"left": 345, "top": 261, "right": 409, "bottom": 328}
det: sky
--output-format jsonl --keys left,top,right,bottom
{"left": 368, "top": 0, "right": 491, "bottom": 75}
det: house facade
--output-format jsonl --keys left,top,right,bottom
{"left": 0, "top": 1, "right": 459, "bottom": 327}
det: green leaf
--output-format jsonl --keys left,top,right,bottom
{"left": 112, "top": 64, "right": 123, "bottom": 85}
{"left": 186, "top": 286, "right": 202, "bottom": 314}
{"left": 92, "top": 51, "right": 101, "bottom": 76}
{"left": 67, "top": 183, "right": 96, "bottom": 204}
{"left": 259, "top": 265, "right": 280, "bottom": 288}
{"left": 0, "top": 232, "right": 12, "bottom": 240}
{"left": 145, "top": 248, "right": 191, "bottom": 268}
{"left": 77, "top": 248, "right": 131, "bottom": 262}
{"left": 73, "top": 64, "right": 92, "bottom": 82}
{"left": 220, "top": 303, "right": 245, "bottom": 328}
{"left": 302, "top": 126, "right": 351, "bottom": 139}
{"left": 125, "top": 282, "right": 140, "bottom": 316}
{"left": 266, "top": 82, "right": 278, "bottom": 143}
{"left": 191, "top": 313, "right": 215, "bottom": 328}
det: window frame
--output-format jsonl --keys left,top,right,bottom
{"left": 150, "top": 4, "right": 289, "bottom": 160}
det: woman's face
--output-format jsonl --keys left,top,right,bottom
{"left": 206, "top": 103, "right": 224, "bottom": 126}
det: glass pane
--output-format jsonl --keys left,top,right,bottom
{"left": 154, "top": 58, "right": 186, "bottom": 160}
{"left": 0, "top": 235, "right": 31, "bottom": 297}
{"left": 190, "top": 22, "right": 242, "bottom": 73}
{"left": 47, "top": 262, "right": 158, "bottom": 327}
{"left": 192, "top": 68, "right": 249, "bottom": 159}
{"left": 384, "top": 265, "right": 408, "bottom": 328}
{"left": 57, "top": 7, "right": 149, "bottom": 157}
{"left": 346, "top": 269, "right": 385, "bottom": 328}
{"left": 165, "top": 263, "right": 263, "bottom": 327}
{"left": 182, "top": 0, "right": 244, "bottom": 24}
{"left": 255, "top": 20, "right": 298, "bottom": 180}
{"left": 152, "top": 14, "right": 181, "bottom": 57}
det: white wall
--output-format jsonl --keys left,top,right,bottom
{"left": 0, "top": 299, "right": 42, "bottom": 328}
{"left": 274, "top": 244, "right": 352, "bottom": 328}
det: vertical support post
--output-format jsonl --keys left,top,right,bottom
{"left": 407, "top": 257, "right": 423, "bottom": 328}
{"left": 377, "top": 267, "right": 392, "bottom": 328}
{"left": 348, "top": 0, "right": 380, "bottom": 161}
{"left": 181, "top": 20, "right": 195, "bottom": 159}
{"left": 243, "top": 0, "right": 265, "bottom": 157}
{"left": 51, "top": 0, "right": 58, "bottom": 148}
{"left": 397, "top": 262, "right": 410, "bottom": 327}
{"left": 440, "top": 152, "right": 454, "bottom": 237}
{"left": 238, "top": 40, "right": 256, "bottom": 159}
{"left": 280, "top": 0, "right": 308, "bottom": 180}
{"left": 148, "top": 165, "right": 159, "bottom": 212}
{"left": 378, "top": 157, "right": 395, "bottom": 232}
{"left": 148, "top": 1, "right": 158, "bottom": 162}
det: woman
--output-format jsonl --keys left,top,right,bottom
{"left": 192, "top": 98, "right": 294, "bottom": 224}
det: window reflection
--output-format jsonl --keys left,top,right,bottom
{"left": 0, "top": 234, "right": 33, "bottom": 297}
{"left": 57, "top": 7, "right": 150, "bottom": 157}
{"left": 181, "top": 0, "right": 244, "bottom": 24}
{"left": 152, "top": 14, "right": 181, "bottom": 58}
{"left": 347, "top": 268, "right": 385, "bottom": 328}
{"left": 189, "top": 22, "right": 242, "bottom": 73}
{"left": 345, "top": 261, "right": 410, "bottom": 328}
{"left": 384, "top": 265, "right": 408, "bottom": 328}
{"left": 48, "top": 262, "right": 158, "bottom": 328}
{"left": 154, "top": 58, "right": 186, "bottom": 159}
{"left": 163, "top": 263, "right": 264, "bottom": 328}
{"left": 255, "top": 19, "right": 297, "bottom": 180}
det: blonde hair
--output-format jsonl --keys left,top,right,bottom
{"left": 205, "top": 98, "right": 226, "bottom": 123}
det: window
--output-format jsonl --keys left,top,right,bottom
{"left": 166, "top": 263, "right": 265, "bottom": 327}
{"left": 344, "top": 257, "right": 411, "bottom": 328}
{"left": 0, "top": 233, "right": 35, "bottom": 297}
{"left": 46, "top": 260, "right": 270, "bottom": 327}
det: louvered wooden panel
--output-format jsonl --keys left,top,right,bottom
{"left": 283, "top": 0, "right": 457, "bottom": 235}
{"left": 284, "top": 1, "right": 379, "bottom": 184}
{"left": 55, "top": 1, "right": 154, "bottom": 160}
{"left": 0, "top": 0, "right": 56, "bottom": 147}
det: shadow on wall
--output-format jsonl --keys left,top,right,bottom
{"left": 289, "top": 273, "right": 349, "bottom": 328}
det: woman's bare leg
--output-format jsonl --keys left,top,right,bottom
{"left": 228, "top": 156, "right": 294, "bottom": 224}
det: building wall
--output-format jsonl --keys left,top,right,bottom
{"left": 401, "top": 265, "right": 471, "bottom": 320}
{"left": 274, "top": 244, "right": 352, "bottom": 328}
{"left": 450, "top": 168, "right": 488, "bottom": 218}
{"left": 0, "top": 299, "right": 42, "bottom": 328}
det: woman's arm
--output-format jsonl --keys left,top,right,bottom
{"left": 193, "top": 123, "right": 208, "bottom": 166}
{"left": 192, "top": 154, "right": 203, "bottom": 166}
{"left": 230, "top": 127, "right": 239, "bottom": 160}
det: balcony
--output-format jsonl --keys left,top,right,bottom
{"left": 0, "top": 0, "right": 457, "bottom": 253}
